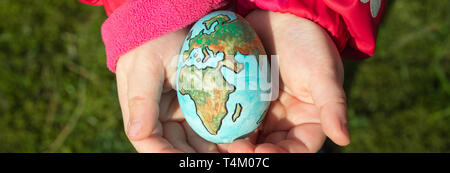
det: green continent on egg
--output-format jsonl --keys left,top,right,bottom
{"left": 179, "top": 65, "right": 235, "bottom": 135}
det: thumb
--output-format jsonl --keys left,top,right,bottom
{"left": 310, "top": 70, "right": 350, "bottom": 146}
{"left": 125, "top": 51, "right": 164, "bottom": 141}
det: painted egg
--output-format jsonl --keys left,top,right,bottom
{"left": 176, "top": 11, "right": 271, "bottom": 144}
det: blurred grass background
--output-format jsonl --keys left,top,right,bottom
{"left": 0, "top": 0, "right": 448, "bottom": 153}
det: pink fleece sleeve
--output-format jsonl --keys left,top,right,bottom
{"left": 79, "top": 0, "right": 128, "bottom": 16}
{"left": 97, "top": 0, "right": 228, "bottom": 73}
{"left": 236, "top": 0, "right": 386, "bottom": 59}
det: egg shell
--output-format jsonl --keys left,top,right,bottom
{"left": 176, "top": 11, "right": 271, "bottom": 144}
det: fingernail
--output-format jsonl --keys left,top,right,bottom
{"left": 127, "top": 121, "right": 141, "bottom": 138}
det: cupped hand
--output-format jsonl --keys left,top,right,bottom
{"left": 116, "top": 28, "right": 231, "bottom": 153}
{"left": 227, "top": 10, "right": 350, "bottom": 153}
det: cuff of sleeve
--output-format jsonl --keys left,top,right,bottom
{"left": 101, "top": 0, "right": 228, "bottom": 73}
{"left": 237, "top": 0, "right": 349, "bottom": 54}
{"left": 237, "top": 0, "right": 385, "bottom": 59}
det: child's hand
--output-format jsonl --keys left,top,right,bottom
{"left": 227, "top": 10, "right": 350, "bottom": 153}
{"left": 116, "top": 28, "right": 234, "bottom": 153}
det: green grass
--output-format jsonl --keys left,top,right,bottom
{"left": 0, "top": 0, "right": 448, "bottom": 152}
{"left": 0, "top": 1, "right": 133, "bottom": 152}
{"left": 339, "top": 0, "right": 450, "bottom": 152}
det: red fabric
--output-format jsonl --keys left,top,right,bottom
{"left": 237, "top": 0, "right": 386, "bottom": 59}
{"left": 79, "top": 0, "right": 128, "bottom": 16}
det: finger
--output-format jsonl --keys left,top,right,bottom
{"left": 263, "top": 131, "right": 287, "bottom": 144}
{"left": 182, "top": 121, "right": 218, "bottom": 153}
{"left": 130, "top": 119, "right": 178, "bottom": 153}
{"left": 116, "top": 64, "right": 130, "bottom": 130}
{"left": 276, "top": 140, "right": 309, "bottom": 153}
{"left": 131, "top": 119, "right": 181, "bottom": 153}
{"left": 216, "top": 144, "right": 229, "bottom": 153}
{"left": 285, "top": 123, "right": 326, "bottom": 152}
{"left": 228, "top": 139, "right": 255, "bottom": 153}
{"left": 310, "top": 72, "right": 350, "bottom": 146}
{"left": 152, "top": 121, "right": 163, "bottom": 136}
{"left": 163, "top": 122, "right": 196, "bottom": 153}
{"left": 236, "top": 130, "right": 260, "bottom": 144}
{"left": 131, "top": 135, "right": 181, "bottom": 153}
{"left": 126, "top": 53, "right": 164, "bottom": 141}
{"left": 255, "top": 143, "right": 287, "bottom": 153}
